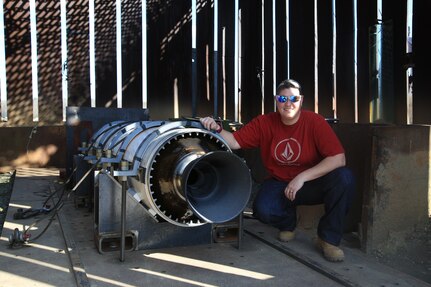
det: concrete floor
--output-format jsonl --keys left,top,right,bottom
{"left": 0, "top": 168, "right": 430, "bottom": 287}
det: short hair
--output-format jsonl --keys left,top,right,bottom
{"left": 276, "top": 79, "right": 302, "bottom": 94}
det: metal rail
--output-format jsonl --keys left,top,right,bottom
{"left": 244, "top": 228, "right": 361, "bottom": 287}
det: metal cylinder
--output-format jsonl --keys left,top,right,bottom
{"left": 87, "top": 120, "right": 252, "bottom": 227}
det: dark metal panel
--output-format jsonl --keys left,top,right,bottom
{"left": 356, "top": 0, "right": 377, "bottom": 123}
{"left": 238, "top": 0, "right": 263, "bottom": 123}
{"left": 146, "top": 1, "right": 193, "bottom": 120}
{"left": 382, "top": 0, "right": 407, "bottom": 124}
{"left": 289, "top": 0, "right": 316, "bottom": 112}
{"left": 336, "top": 0, "right": 356, "bottom": 123}
{"left": 412, "top": 0, "right": 431, "bottom": 124}
{"left": 317, "top": 0, "right": 335, "bottom": 119}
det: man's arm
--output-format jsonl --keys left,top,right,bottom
{"left": 285, "top": 153, "right": 346, "bottom": 200}
{"left": 199, "top": 117, "right": 241, "bottom": 150}
{"left": 299, "top": 153, "right": 346, "bottom": 182}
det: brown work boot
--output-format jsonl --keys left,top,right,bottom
{"left": 315, "top": 237, "right": 344, "bottom": 262}
{"left": 278, "top": 230, "right": 295, "bottom": 242}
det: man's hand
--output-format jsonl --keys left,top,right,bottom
{"left": 199, "top": 116, "right": 241, "bottom": 150}
{"left": 200, "top": 117, "right": 222, "bottom": 132}
{"left": 284, "top": 175, "right": 305, "bottom": 201}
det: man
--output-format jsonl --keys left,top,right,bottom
{"left": 200, "top": 79, "right": 355, "bottom": 262}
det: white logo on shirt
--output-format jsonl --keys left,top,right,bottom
{"left": 274, "top": 138, "right": 301, "bottom": 165}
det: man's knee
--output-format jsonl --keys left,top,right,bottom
{"left": 331, "top": 167, "right": 356, "bottom": 204}
{"left": 252, "top": 199, "right": 271, "bottom": 223}
{"left": 334, "top": 167, "right": 355, "bottom": 189}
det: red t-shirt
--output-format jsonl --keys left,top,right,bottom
{"left": 233, "top": 111, "right": 344, "bottom": 181}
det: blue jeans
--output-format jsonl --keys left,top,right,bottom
{"left": 252, "top": 167, "right": 356, "bottom": 245}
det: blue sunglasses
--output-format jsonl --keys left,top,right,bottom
{"left": 275, "top": 95, "right": 302, "bottom": 103}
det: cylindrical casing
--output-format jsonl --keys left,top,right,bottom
{"left": 90, "top": 120, "right": 252, "bottom": 227}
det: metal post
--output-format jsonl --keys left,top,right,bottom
{"left": 261, "top": 0, "right": 265, "bottom": 115}
{"left": 222, "top": 27, "right": 227, "bottom": 119}
{"left": 314, "top": 0, "right": 318, "bottom": 113}
{"left": 29, "top": 0, "right": 39, "bottom": 122}
{"left": 89, "top": 0, "right": 96, "bottom": 107}
{"left": 116, "top": 0, "right": 122, "bottom": 108}
{"left": 272, "top": 0, "right": 276, "bottom": 112}
{"left": 332, "top": 0, "right": 337, "bottom": 119}
{"left": 237, "top": 212, "right": 243, "bottom": 250}
{"left": 213, "top": 0, "right": 219, "bottom": 118}
{"left": 285, "top": 0, "right": 290, "bottom": 79}
{"left": 0, "top": 0, "right": 8, "bottom": 121}
{"left": 234, "top": 0, "right": 239, "bottom": 122}
{"left": 61, "top": 0, "right": 69, "bottom": 121}
{"left": 238, "top": 9, "right": 242, "bottom": 123}
{"left": 191, "top": 0, "right": 197, "bottom": 117}
{"left": 142, "top": 0, "right": 148, "bottom": 109}
{"left": 353, "top": 0, "right": 358, "bottom": 123}
{"left": 120, "top": 161, "right": 128, "bottom": 262}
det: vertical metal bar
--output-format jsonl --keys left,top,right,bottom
{"left": 213, "top": 0, "right": 218, "bottom": 118}
{"left": 272, "top": 0, "right": 276, "bottom": 111}
{"left": 369, "top": 24, "right": 381, "bottom": 123}
{"left": 332, "top": 0, "right": 337, "bottom": 119}
{"left": 370, "top": 0, "right": 383, "bottom": 122}
{"left": 174, "top": 78, "right": 179, "bottom": 118}
{"left": 119, "top": 161, "right": 128, "bottom": 262}
{"left": 191, "top": 0, "right": 197, "bottom": 117}
{"left": 120, "top": 180, "right": 126, "bottom": 261}
{"left": 261, "top": 0, "right": 265, "bottom": 115}
{"left": 0, "top": 0, "right": 7, "bottom": 121}
{"left": 120, "top": 178, "right": 127, "bottom": 262}
{"left": 29, "top": 0, "right": 39, "bottom": 122}
{"left": 142, "top": 0, "right": 147, "bottom": 109}
{"left": 89, "top": 0, "right": 96, "bottom": 107}
{"left": 353, "top": 0, "right": 358, "bottom": 123}
{"left": 116, "top": 0, "right": 122, "bottom": 108}
{"left": 234, "top": 0, "right": 239, "bottom": 122}
{"left": 206, "top": 45, "right": 210, "bottom": 101}
{"left": 238, "top": 9, "right": 242, "bottom": 123}
{"left": 285, "top": 0, "right": 290, "bottom": 79}
{"left": 61, "top": 0, "right": 68, "bottom": 121}
{"left": 377, "top": 0, "right": 382, "bottom": 122}
{"left": 222, "top": 27, "right": 226, "bottom": 119}
{"left": 314, "top": 0, "right": 318, "bottom": 113}
{"left": 406, "top": 0, "right": 413, "bottom": 124}
{"left": 237, "top": 212, "right": 243, "bottom": 250}
{"left": 377, "top": 0, "right": 382, "bottom": 20}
